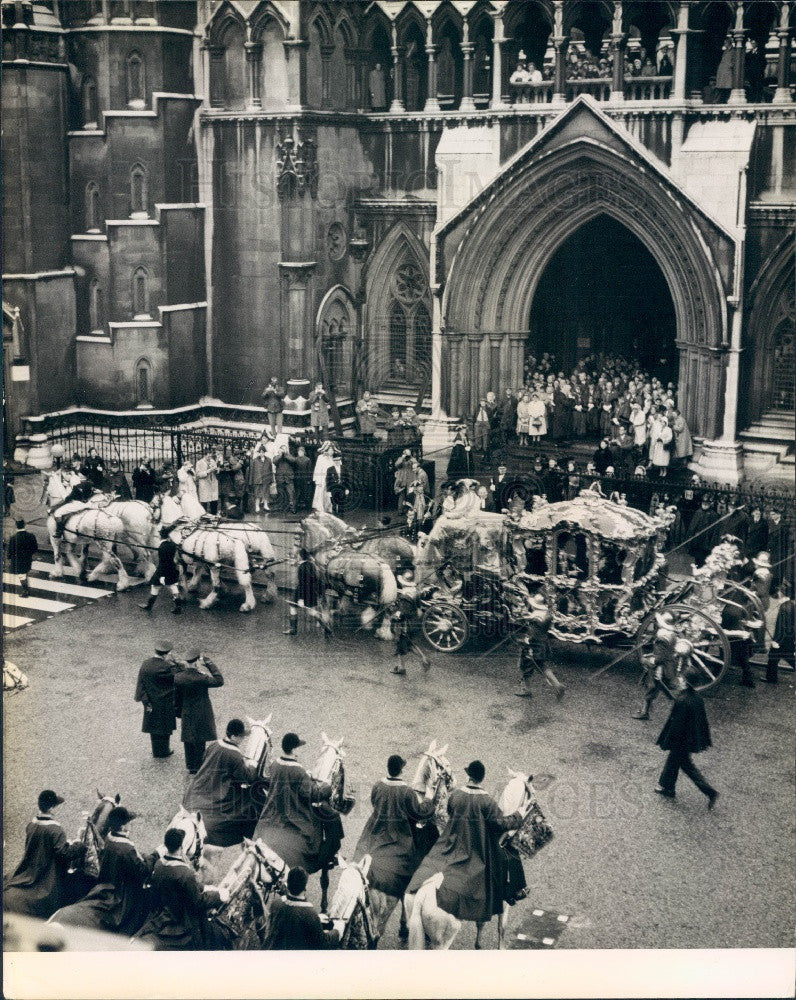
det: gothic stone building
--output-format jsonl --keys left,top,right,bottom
{"left": 3, "top": 0, "right": 795, "bottom": 482}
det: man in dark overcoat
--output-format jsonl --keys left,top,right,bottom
{"left": 4, "top": 790, "right": 81, "bottom": 919}
{"left": 687, "top": 496, "right": 718, "bottom": 567}
{"left": 183, "top": 718, "right": 259, "bottom": 847}
{"left": 6, "top": 518, "right": 38, "bottom": 598}
{"left": 50, "top": 806, "right": 155, "bottom": 936}
{"left": 134, "top": 640, "right": 179, "bottom": 758}
{"left": 353, "top": 755, "right": 436, "bottom": 908}
{"left": 263, "top": 867, "right": 342, "bottom": 949}
{"left": 765, "top": 581, "right": 795, "bottom": 683}
{"left": 253, "top": 733, "right": 339, "bottom": 873}
{"left": 654, "top": 666, "right": 718, "bottom": 807}
{"left": 406, "top": 760, "right": 522, "bottom": 924}
{"left": 173, "top": 650, "right": 224, "bottom": 774}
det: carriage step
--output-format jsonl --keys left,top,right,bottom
{"left": 3, "top": 559, "right": 117, "bottom": 634}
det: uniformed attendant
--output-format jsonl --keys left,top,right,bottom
{"left": 390, "top": 610, "right": 431, "bottom": 675}
{"left": 4, "top": 791, "right": 81, "bottom": 919}
{"left": 633, "top": 611, "right": 678, "bottom": 719}
{"left": 655, "top": 667, "right": 718, "bottom": 808}
{"left": 173, "top": 650, "right": 224, "bottom": 774}
{"left": 134, "top": 640, "right": 179, "bottom": 758}
{"left": 139, "top": 526, "right": 183, "bottom": 615}
{"left": 263, "top": 867, "right": 343, "bottom": 949}
{"left": 49, "top": 806, "right": 155, "bottom": 937}
{"left": 183, "top": 718, "right": 259, "bottom": 847}
{"left": 353, "top": 755, "right": 436, "bottom": 919}
{"left": 6, "top": 518, "right": 39, "bottom": 599}
{"left": 514, "top": 593, "right": 565, "bottom": 699}
{"left": 284, "top": 548, "right": 330, "bottom": 636}
{"left": 134, "top": 827, "right": 228, "bottom": 950}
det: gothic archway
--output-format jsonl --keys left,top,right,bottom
{"left": 438, "top": 102, "right": 733, "bottom": 438}
{"left": 316, "top": 285, "right": 356, "bottom": 395}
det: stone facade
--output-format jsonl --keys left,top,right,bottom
{"left": 3, "top": 0, "right": 795, "bottom": 482}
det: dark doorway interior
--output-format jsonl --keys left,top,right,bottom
{"left": 528, "top": 214, "right": 678, "bottom": 382}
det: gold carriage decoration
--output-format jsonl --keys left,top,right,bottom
{"left": 508, "top": 490, "right": 666, "bottom": 644}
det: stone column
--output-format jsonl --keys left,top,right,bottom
{"left": 424, "top": 19, "right": 440, "bottom": 112}
{"left": 611, "top": 33, "right": 627, "bottom": 100}
{"left": 553, "top": 37, "right": 570, "bottom": 105}
{"left": 344, "top": 53, "right": 357, "bottom": 109}
{"left": 460, "top": 21, "right": 475, "bottom": 111}
{"left": 320, "top": 44, "right": 334, "bottom": 109}
{"left": 728, "top": 4, "right": 747, "bottom": 105}
{"left": 448, "top": 335, "right": 464, "bottom": 418}
{"left": 467, "top": 333, "right": 483, "bottom": 415}
{"left": 489, "top": 333, "right": 503, "bottom": 392}
{"left": 390, "top": 23, "right": 405, "bottom": 113}
{"left": 245, "top": 42, "right": 262, "bottom": 109}
{"left": 672, "top": 1, "right": 690, "bottom": 101}
{"left": 283, "top": 39, "right": 309, "bottom": 111}
{"left": 279, "top": 262, "right": 317, "bottom": 377}
{"left": 508, "top": 334, "right": 525, "bottom": 390}
{"left": 490, "top": 10, "right": 508, "bottom": 108}
{"left": 773, "top": 5, "right": 793, "bottom": 104}
{"left": 358, "top": 51, "right": 370, "bottom": 110}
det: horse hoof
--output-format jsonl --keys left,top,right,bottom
{"left": 239, "top": 604, "right": 255, "bottom": 613}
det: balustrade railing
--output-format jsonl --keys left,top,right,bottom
{"left": 624, "top": 76, "right": 673, "bottom": 101}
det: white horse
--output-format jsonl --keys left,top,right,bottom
{"left": 311, "top": 733, "right": 354, "bottom": 911}
{"left": 85, "top": 495, "right": 161, "bottom": 580}
{"left": 366, "top": 740, "right": 453, "bottom": 942}
{"left": 46, "top": 506, "right": 130, "bottom": 588}
{"left": 403, "top": 769, "right": 536, "bottom": 951}
{"left": 327, "top": 855, "right": 378, "bottom": 949}
{"left": 209, "top": 838, "right": 288, "bottom": 950}
{"left": 3, "top": 661, "right": 29, "bottom": 694}
{"left": 164, "top": 806, "right": 213, "bottom": 874}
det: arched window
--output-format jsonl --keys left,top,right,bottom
{"left": 414, "top": 301, "right": 432, "bottom": 373}
{"left": 132, "top": 267, "right": 150, "bottom": 318}
{"left": 135, "top": 357, "right": 152, "bottom": 403}
{"left": 389, "top": 300, "right": 408, "bottom": 375}
{"left": 130, "top": 163, "right": 147, "bottom": 217}
{"left": 126, "top": 50, "right": 146, "bottom": 107}
{"left": 89, "top": 280, "right": 104, "bottom": 332}
{"left": 85, "top": 181, "right": 101, "bottom": 232}
{"left": 81, "top": 75, "right": 99, "bottom": 127}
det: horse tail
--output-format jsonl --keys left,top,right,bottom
{"left": 406, "top": 888, "right": 427, "bottom": 951}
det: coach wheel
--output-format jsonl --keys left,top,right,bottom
{"left": 636, "top": 603, "right": 731, "bottom": 692}
{"left": 421, "top": 602, "right": 469, "bottom": 653}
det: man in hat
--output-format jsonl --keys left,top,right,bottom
{"left": 406, "top": 760, "right": 523, "bottom": 926}
{"left": 4, "top": 791, "right": 81, "bottom": 919}
{"left": 254, "top": 733, "right": 341, "bottom": 875}
{"left": 353, "top": 754, "right": 436, "bottom": 935}
{"left": 263, "top": 866, "right": 343, "bottom": 949}
{"left": 746, "top": 505, "right": 769, "bottom": 561}
{"left": 173, "top": 650, "right": 224, "bottom": 774}
{"left": 514, "top": 593, "right": 565, "bottom": 700}
{"left": 5, "top": 518, "right": 38, "bottom": 599}
{"left": 139, "top": 526, "right": 184, "bottom": 615}
{"left": 687, "top": 496, "right": 718, "bottom": 568}
{"left": 261, "top": 377, "right": 285, "bottom": 435}
{"left": 183, "top": 718, "right": 260, "bottom": 847}
{"left": 273, "top": 443, "right": 298, "bottom": 514}
{"left": 107, "top": 460, "right": 132, "bottom": 500}
{"left": 765, "top": 579, "right": 795, "bottom": 684}
{"left": 135, "top": 640, "right": 180, "bottom": 758}
{"left": 134, "top": 826, "right": 228, "bottom": 950}
{"left": 633, "top": 611, "right": 678, "bottom": 719}
{"left": 767, "top": 507, "right": 793, "bottom": 594}
{"left": 654, "top": 667, "right": 718, "bottom": 809}
{"left": 49, "top": 806, "right": 155, "bottom": 936}
{"left": 721, "top": 590, "right": 761, "bottom": 689}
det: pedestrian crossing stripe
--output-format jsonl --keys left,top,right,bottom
{"left": 3, "top": 559, "right": 116, "bottom": 634}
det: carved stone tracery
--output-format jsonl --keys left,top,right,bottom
{"left": 275, "top": 127, "right": 318, "bottom": 199}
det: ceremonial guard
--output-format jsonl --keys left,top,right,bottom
{"left": 633, "top": 611, "right": 678, "bottom": 719}
{"left": 134, "top": 827, "right": 228, "bottom": 950}
{"left": 49, "top": 807, "right": 154, "bottom": 937}
{"left": 173, "top": 650, "right": 224, "bottom": 774}
{"left": 139, "top": 526, "right": 184, "bottom": 615}
{"left": 406, "top": 761, "right": 523, "bottom": 924}
{"left": 183, "top": 719, "right": 259, "bottom": 847}
{"left": 353, "top": 755, "right": 436, "bottom": 903}
{"left": 4, "top": 791, "right": 81, "bottom": 919}
{"left": 6, "top": 518, "right": 38, "bottom": 598}
{"left": 134, "top": 640, "right": 179, "bottom": 758}
{"left": 654, "top": 667, "right": 719, "bottom": 808}
{"left": 263, "top": 867, "right": 343, "bottom": 949}
{"left": 514, "top": 593, "right": 565, "bottom": 700}
{"left": 391, "top": 610, "right": 431, "bottom": 675}
{"left": 254, "top": 733, "right": 343, "bottom": 874}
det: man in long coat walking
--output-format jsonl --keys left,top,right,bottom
{"left": 173, "top": 650, "right": 224, "bottom": 774}
{"left": 654, "top": 666, "right": 719, "bottom": 808}
{"left": 135, "top": 640, "right": 179, "bottom": 758}
{"left": 5, "top": 518, "right": 38, "bottom": 598}
{"left": 406, "top": 760, "right": 522, "bottom": 924}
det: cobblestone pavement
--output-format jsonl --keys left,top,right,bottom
{"left": 3, "top": 543, "right": 793, "bottom": 952}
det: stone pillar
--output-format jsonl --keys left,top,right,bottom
{"left": 721, "top": 298, "right": 743, "bottom": 443}
{"left": 611, "top": 33, "right": 627, "bottom": 100}
{"left": 390, "top": 23, "right": 405, "bottom": 113}
{"left": 460, "top": 21, "right": 475, "bottom": 111}
{"left": 424, "top": 19, "right": 440, "bottom": 112}
{"left": 448, "top": 335, "right": 464, "bottom": 418}
{"left": 489, "top": 334, "right": 503, "bottom": 392}
{"left": 508, "top": 334, "right": 525, "bottom": 390}
{"left": 728, "top": 4, "right": 747, "bottom": 105}
{"left": 490, "top": 10, "right": 508, "bottom": 108}
{"left": 358, "top": 51, "right": 370, "bottom": 110}
{"left": 283, "top": 38, "right": 309, "bottom": 111}
{"left": 344, "top": 53, "right": 357, "bottom": 109}
{"left": 773, "top": 5, "right": 793, "bottom": 104}
{"left": 672, "top": 2, "right": 690, "bottom": 101}
{"left": 245, "top": 42, "right": 262, "bottom": 109}
{"left": 467, "top": 333, "right": 483, "bottom": 415}
{"left": 279, "top": 262, "right": 317, "bottom": 378}
{"left": 320, "top": 44, "right": 334, "bottom": 109}
{"left": 553, "top": 37, "right": 569, "bottom": 105}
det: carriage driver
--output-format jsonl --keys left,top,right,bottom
{"left": 633, "top": 610, "right": 678, "bottom": 720}
{"left": 182, "top": 718, "right": 260, "bottom": 848}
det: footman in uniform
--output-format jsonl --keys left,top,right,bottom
{"left": 134, "top": 640, "right": 179, "bottom": 758}
{"left": 139, "top": 526, "right": 184, "bottom": 615}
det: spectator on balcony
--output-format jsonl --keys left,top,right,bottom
{"left": 510, "top": 59, "right": 530, "bottom": 86}
{"left": 308, "top": 383, "right": 330, "bottom": 438}
{"left": 261, "top": 378, "right": 285, "bottom": 435}
{"left": 369, "top": 63, "right": 387, "bottom": 111}
{"left": 715, "top": 39, "right": 734, "bottom": 103}
{"left": 528, "top": 62, "right": 543, "bottom": 84}
{"left": 658, "top": 51, "right": 673, "bottom": 76}
{"left": 640, "top": 58, "right": 657, "bottom": 78}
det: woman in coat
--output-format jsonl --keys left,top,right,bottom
{"left": 195, "top": 451, "right": 219, "bottom": 514}
{"left": 308, "top": 384, "right": 330, "bottom": 437}
{"left": 527, "top": 392, "right": 547, "bottom": 444}
{"left": 672, "top": 410, "right": 693, "bottom": 465}
{"left": 515, "top": 392, "right": 532, "bottom": 447}
{"left": 649, "top": 410, "right": 674, "bottom": 476}
{"left": 446, "top": 426, "right": 475, "bottom": 477}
